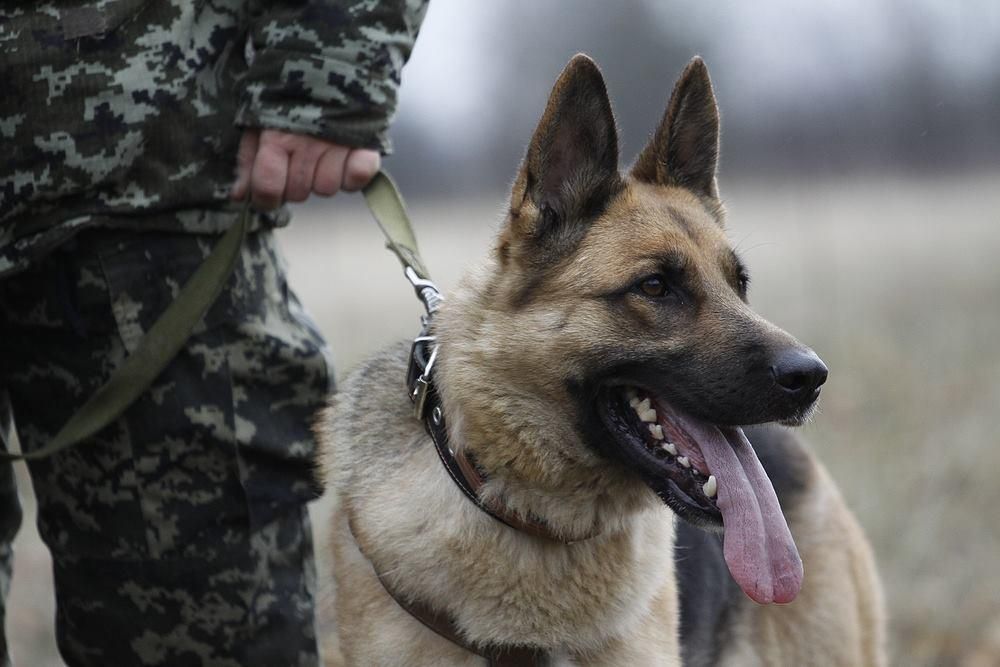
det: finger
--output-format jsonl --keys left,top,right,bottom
{"left": 285, "top": 140, "right": 327, "bottom": 203}
{"left": 313, "top": 145, "right": 350, "bottom": 197}
{"left": 341, "top": 148, "right": 381, "bottom": 192}
{"left": 231, "top": 130, "right": 260, "bottom": 200}
{"left": 250, "top": 140, "right": 290, "bottom": 211}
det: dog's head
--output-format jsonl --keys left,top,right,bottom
{"left": 440, "top": 55, "right": 821, "bottom": 604}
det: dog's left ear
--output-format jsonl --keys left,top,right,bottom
{"left": 632, "top": 57, "right": 720, "bottom": 199}
{"left": 503, "top": 54, "right": 621, "bottom": 256}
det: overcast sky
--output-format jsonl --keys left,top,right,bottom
{"left": 383, "top": 0, "right": 1000, "bottom": 194}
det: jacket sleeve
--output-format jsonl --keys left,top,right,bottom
{"left": 236, "top": 0, "right": 429, "bottom": 153}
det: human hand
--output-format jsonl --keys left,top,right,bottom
{"left": 231, "top": 128, "right": 381, "bottom": 210}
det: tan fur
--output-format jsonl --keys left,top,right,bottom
{"left": 319, "top": 344, "right": 680, "bottom": 665}
{"left": 317, "top": 55, "right": 885, "bottom": 666}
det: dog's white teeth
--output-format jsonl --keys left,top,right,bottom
{"left": 677, "top": 456, "right": 691, "bottom": 469}
{"left": 630, "top": 396, "right": 658, "bottom": 424}
{"left": 629, "top": 397, "right": 641, "bottom": 408}
{"left": 648, "top": 424, "right": 663, "bottom": 440}
{"left": 663, "top": 441, "right": 677, "bottom": 456}
{"left": 702, "top": 475, "right": 718, "bottom": 498}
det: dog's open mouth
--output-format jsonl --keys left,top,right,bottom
{"left": 599, "top": 387, "right": 803, "bottom": 604}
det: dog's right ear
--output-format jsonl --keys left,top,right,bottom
{"left": 501, "top": 54, "right": 621, "bottom": 263}
{"left": 631, "top": 57, "right": 720, "bottom": 200}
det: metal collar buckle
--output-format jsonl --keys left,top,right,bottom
{"left": 409, "top": 335, "right": 438, "bottom": 419}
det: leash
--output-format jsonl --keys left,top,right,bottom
{"left": 363, "top": 173, "right": 588, "bottom": 543}
{"left": 362, "top": 171, "right": 442, "bottom": 417}
{"left": 0, "top": 199, "right": 251, "bottom": 462}
{"left": 0, "top": 172, "right": 429, "bottom": 463}
{"left": 362, "top": 173, "right": 557, "bottom": 665}
{"left": 1, "top": 170, "right": 553, "bottom": 663}
{"left": 0, "top": 172, "right": 425, "bottom": 462}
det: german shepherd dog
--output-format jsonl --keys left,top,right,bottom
{"left": 319, "top": 55, "right": 885, "bottom": 665}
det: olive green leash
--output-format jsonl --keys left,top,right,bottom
{"left": 1, "top": 171, "right": 425, "bottom": 461}
{"left": 362, "top": 170, "right": 429, "bottom": 281}
{"left": 362, "top": 170, "right": 442, "bottom": 315}
{"left": 1, "top": 200, "right": 250, "bottom": 461}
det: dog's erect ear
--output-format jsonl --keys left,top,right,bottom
{"left": 632, "top": 57, "right": 720, "bottom": 199}
{"left": 505, "top": 54, "right": 620, "bottom": 248}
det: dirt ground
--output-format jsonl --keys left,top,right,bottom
{"left": 8, "top": 172, "right": 1000, "bottom": 665}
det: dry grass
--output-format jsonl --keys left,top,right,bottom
{"left": 8, "top": 172, "right": 1000, "bottom": 665}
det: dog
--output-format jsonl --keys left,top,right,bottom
{"left": 318, "top": 55, "right": 886, "bottom": 666}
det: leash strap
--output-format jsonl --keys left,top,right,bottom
{"left": 363, "top": 171, "right": 442, "bottom": 316}
{"left": 1, "top": 201, "right": 251, "bottom": 461}
{"left": 347, "top": 515, "right": 551, "bottom": 667}
{"left": 3, "top": 170, "right": 430, "bottom": 462}
{"left": 363, "top": 170, "right": 429, "bottom": 280}
{"left": 360, "top": 174, "right": 571, "bottom": 662}
{"left": 363, "top": 171, "right": 591, "bottom": 544}
{"left": 3, "top": 170, "right": 427, "bottom": 462}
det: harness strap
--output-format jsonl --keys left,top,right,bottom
{"left": 1, "top": 200, "right": 251, "bottom": 462}
{"left": 347, "top": 515, "right": 551, "bottom": 667}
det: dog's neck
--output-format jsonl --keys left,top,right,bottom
{"left": 433, "top": 270, "right": 657, "bottom": 542}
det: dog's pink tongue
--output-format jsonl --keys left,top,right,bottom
{"left": 678, "top": 419, "right": 803, "bottom": 604}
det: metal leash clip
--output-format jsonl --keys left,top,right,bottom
{"left": 404, "top": 267, "right": 444, "bottom": 420}
{"left": 404, "top": 266, "right": 443, "bottom": 315}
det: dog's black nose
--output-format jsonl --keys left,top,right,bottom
{"left": 770, "top": 348, "right": 828, "bottom": 396}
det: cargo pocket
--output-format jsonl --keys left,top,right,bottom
{"left": 98, "top": 230, "right": 253, "bottom": 559}
{"left": 222, "top": 230, "right": 333, "bottom": 527}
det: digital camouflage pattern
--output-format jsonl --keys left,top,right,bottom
{"left": 0, "top": 0, "right": 428, "bottom": 277}
{"left": 0, "top": 1, "right": 428, "bottom": 663}
{"left": 0, "top": 224, "right": 332, "bottom": 664}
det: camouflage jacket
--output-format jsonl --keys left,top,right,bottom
{"left": 0, "top": 0, "right": 428, "bottom": 277}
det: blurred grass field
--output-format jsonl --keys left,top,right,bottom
{"left": 8, "top": 172, "right": 1000, "bottom": 665}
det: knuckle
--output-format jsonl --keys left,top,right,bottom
{"left": 313, "top": 179, "right": 338, "bottom": 197}
{"left": 316, "top": 166, "right": 343, "bottom": 192}
{"left": 286, "top": 174, "right": 309, "bottom": 196}
{"left": 255, "top": 179, "right": 283, "bottom": 198}
{"left": 293, "top": 163, "right": 314, "bottom": 183}
{"left": 286, "top": 177, "right": 307, "bottom": 196}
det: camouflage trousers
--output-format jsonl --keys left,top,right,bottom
{"left": 0, "top": 223, "right": 333, "bottom": 666}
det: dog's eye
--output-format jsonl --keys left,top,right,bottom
{"left": 737, "top": 271, "right": 750, "bottom": 294}
{"left": 639, "top": 275, "right": 669, "bottom": 297}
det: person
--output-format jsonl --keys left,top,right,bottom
{"left": 0, "top": 1, "right": 428, "bottom": 664}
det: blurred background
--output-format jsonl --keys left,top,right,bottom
{"left": 9, "top": 1, "right": 1000, "bottom": 665}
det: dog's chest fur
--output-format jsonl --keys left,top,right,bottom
{"left": 323, "top": 345, "right": 682, "bottom": 662}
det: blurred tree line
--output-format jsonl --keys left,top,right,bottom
{"left": 383, "top": 0, "right": 1000, "bottom": 197}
